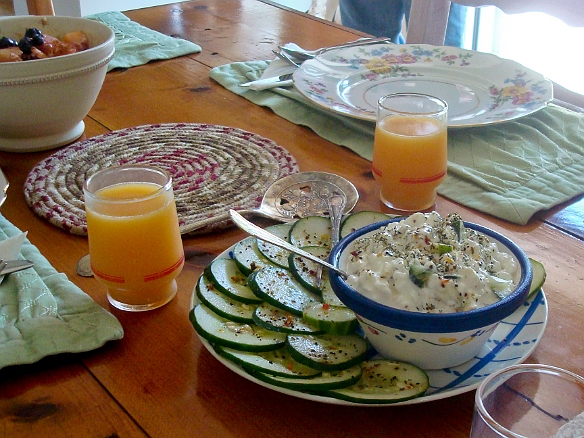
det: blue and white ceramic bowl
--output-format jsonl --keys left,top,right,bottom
{"left": 329, "top": 218, "right": 532, "bottom": 370}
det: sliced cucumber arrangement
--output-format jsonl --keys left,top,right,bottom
{"left": 257, "top": 223, "right": 293, "bottom": 269}
{"left": 253, "top": 302, "right": 323, "bottom": 334}
{"left": 528, "top": 258, "right": 546, "bottom": 298}
{"left": 289, "top": 216, "right": 332, "bottom": 248}
{"left": 303, "top": 302, "right": 358, "bottom": 335}
{"left": 190, "top": 303, "right": 286, "bottom": 352}
{"left": 288, "top": 246, "right": 330, "bottom": 294}
{"left": 190, "top": 212, "right": 432, "bottom": 404}
{"left": 251, "top": 364, "right": 362, "bottom": 391}
{"left": 326, "top": 360, "right": 429, "bottom": 404}
{"left": 248, "top": 265, "right": 319, "bottom": 316}
{"left": 204, "top": 258, "right": 262, "bottom": 304}
{"left": 340, "top": 211, "right": 396, "bottom": 238}
{"left": 286, "top": 333, "right": 368, "bottom": 371}
{"left": 196, "top": 274, "right": 256, "bottom": 324}
{"left": 214, "top": 346, "right": 321, "bottom": 378}
{"left": 233, "top": 236, "right": 270, "bottom": 276}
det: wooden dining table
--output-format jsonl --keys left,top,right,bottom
{"left": 1, "top": 1, "right": 583, "bottom": 436}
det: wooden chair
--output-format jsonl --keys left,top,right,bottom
{"left": 26, "top": 0, "right": 54, "bottom": 15}
{"left": 406, "top": 0, "right": 584, "bottom": 108}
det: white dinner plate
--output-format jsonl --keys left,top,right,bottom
{"left": 191, "top": 243, "right": 549, "bottom": 406}
{"left": 292, "top": 43, "right": 553, "bottom": 127}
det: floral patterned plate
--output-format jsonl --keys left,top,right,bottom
{"left": 192, "top": 242, "right": 548, "bottom": 406}
{"left": 292, "top": 43, "right": 553, "bottom": 127}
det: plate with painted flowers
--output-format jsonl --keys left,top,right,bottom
{"left": 292, "top": 43, "right": 552, "bottom": 127}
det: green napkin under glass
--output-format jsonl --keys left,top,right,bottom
{"left": 210, "top": 61, "right": 584, "bottom": 225}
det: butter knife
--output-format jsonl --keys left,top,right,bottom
{"left": 0, "top": 259, "right": 34, "bottom": 275}
{"left": 239, "top": 73, "right": 294, "bottom": 89}
{"left": 0, "top": 168, "right": 8, "bottom": 208}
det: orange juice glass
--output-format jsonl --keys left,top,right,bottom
{"left": 84, "top": 165, "right": 184, "bottom": 312}
{"left": 372, "top": 93, "right": 448, "bottom": 212}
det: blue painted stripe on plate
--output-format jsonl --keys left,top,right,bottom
{"left": 433, "top": 292, "right": 545, "bottom": 393}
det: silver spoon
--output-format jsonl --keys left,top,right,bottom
{"left": 230, "top": 209, "right": 348, "bottom": 279}
{"left": 180, "top": 171, "right": 359, "bottom": 234}
{"left": 278, "top": 37, "right": 392, "bottom": 61}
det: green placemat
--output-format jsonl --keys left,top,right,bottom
{"left": 210, "top": 61, "right": 584, "bottom": 225}
{"left": 0, "top": 214, "right": 123, "bottom": 370}
{"left": 86, "top": 11, "right": 201, "bottom": 71}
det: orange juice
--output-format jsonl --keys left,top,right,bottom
{"left": 86, "top": 181, "right": 184, "bottom": 309}
{"left": 372, "top": 115, "right": 447, "bottom": 211}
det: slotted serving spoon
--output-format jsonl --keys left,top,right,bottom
{"left": 76, "top": 172, "right": 359, "bottom": 277}
{"left": 180, "top": 171, "right": 359, "bottom": 234}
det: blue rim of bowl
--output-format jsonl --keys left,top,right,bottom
{"left": 329, "top": 218, "right": 533, "bottom": 333}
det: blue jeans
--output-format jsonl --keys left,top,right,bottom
{"left": 339, "top": 0, "right": 467, "bottom": 47}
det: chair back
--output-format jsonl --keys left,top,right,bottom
{"left": 26, "top": 0, "right": 55, "bottom": 15}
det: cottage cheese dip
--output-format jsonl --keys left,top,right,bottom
{"left": 343, "top": 212, "right": 519, "bottom": 313}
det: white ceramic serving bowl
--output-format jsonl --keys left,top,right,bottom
{"left": 329, "top": 218, "right": 532, "bottom": 370}
{"left": 0, "top": 16, "right": 115, "bottom": 152}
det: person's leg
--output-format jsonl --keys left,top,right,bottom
{"left": 339, "top": 0, "right": 407, "bottom": 43}
{"left": 444, "top": 3, "right": 467, "bottom": 47}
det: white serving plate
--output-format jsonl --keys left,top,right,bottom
{"left": 191, "top": 242, "right": 548, "bottom": 406}
{"left": 292, "top": 43, "right": 553, "bottom": 128}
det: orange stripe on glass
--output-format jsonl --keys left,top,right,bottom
{"left": 144, "top": 254, "right": 185, "bottom": 282}
{"left": 400, "top": 170, "right": 446, "bottom": 184}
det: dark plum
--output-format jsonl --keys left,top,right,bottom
{"left": 0, "top": 37, "right": 18, "bottom": 49}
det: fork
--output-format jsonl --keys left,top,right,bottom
{"left": 278, "top": 37, "right": 392, "bottom": 61}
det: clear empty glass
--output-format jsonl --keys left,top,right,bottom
{"left": 471, "top": 364, "right": 584, "bottom": 438}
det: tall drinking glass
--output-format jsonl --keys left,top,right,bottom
{"left": 372, "top": 93, "right": 448, "bottom": 212}
{"left": 84, "top": 165, "right": 184, "bottom": 312}
{"left": 471, "top": 364, "right": 584, "bottom": 438}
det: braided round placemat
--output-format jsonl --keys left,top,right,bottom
{"left": 24, "top": 123, "right": 299, "bottom": 236}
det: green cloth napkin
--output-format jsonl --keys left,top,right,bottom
{"left": 210, "top": 61, "right": 584, "bottom": 225}
{"left": 0, "top": 214, "right": 123, "bottom": 370}
{"left": 86, "top": 11, "right": 201, "bottom": 72}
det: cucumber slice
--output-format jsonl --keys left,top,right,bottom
{"left": 321, "top": 279, "right": 346, "bottom": 307}
{"left": 257, "top": 223, "right": 293, "bottom": 269}
{"left": 204, "top": 258, "right": 262, "bottom": 304}
{"left": 288, "top": 246, "right": 330, "bottom": 294}
{"left": 253, "top": 302, "right": 322, "bottom": 334}
{"left": 340, "top": 211, "right": 395, "bottom": 238}
{"left": 303, "top": 302, "right": 358, "bottom": 335}
{"left": 286, "top": 333, "right": 368, "bottom": 371}
{"left": 409, "top": 264, "right": 432, "bottom": 288}
{"left": 528, "top": 258, "right": 546, "bottom": 298}
{"left": 327, "top": 360, "right": 429, "bottom": 404}
{"left": 248, "top": 265, "right": 319, "bottom": 317}
{"left": 233, "top": 236, "right": 271, "bottom": 276}
{"left": 289, "top": 216, "right": 332, "bottom": 248}
{"left": 215, "top": 346, "right": 321, "bottom": 378}
{"left": 251, "top": 364, "right": 362, "bottom": 391}
{"left": 190, "top": 304, "right": 286, "bottom": 352}
{"left": 196, "top": 274, "right": 256, "bottom": 324}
